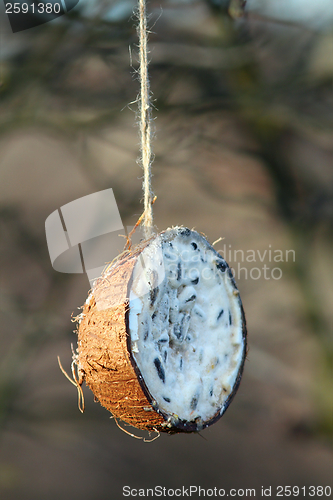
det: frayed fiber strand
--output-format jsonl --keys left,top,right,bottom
{"left": 138, "top": 0, "right": 154, "bottom": 236}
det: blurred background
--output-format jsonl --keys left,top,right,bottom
{"left": 0, "top": 0, "right": 332, "bottom": 499}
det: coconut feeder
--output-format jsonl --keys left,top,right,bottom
{"left": 60, "top": 0, "right": 247, "bottom": 439}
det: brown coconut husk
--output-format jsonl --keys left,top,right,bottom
{"left": 76, "top": 240, "right": 166, "bottom": 432}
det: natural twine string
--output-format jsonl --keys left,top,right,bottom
{"left": 138, "top": 0, "right": 154, "bottom": 237}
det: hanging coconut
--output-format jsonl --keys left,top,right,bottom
{"left": 57, "top": 0, "right": 248, "bottom": 437}
{"left": 75, "top": 226, "right": 247, "bottom": 434}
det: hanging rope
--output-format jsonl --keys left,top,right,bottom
{"left": 138, "top": 0, "right": 154, "bottom": 237}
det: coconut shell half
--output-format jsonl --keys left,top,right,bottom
{"left": 76, "top": 227, "right": 247, "bottom": 433}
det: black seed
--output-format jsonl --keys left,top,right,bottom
{"left": 191, "top": 277, "right": 199, "bottom": 285}
{"left": 190, "top": 396, "right": 198, "bottom": 411}
{"left": 191, "top": 242, "right": 198, "bottom": 250}
{"left": 209, "top": 388, "right": 213, "bottom": 397}
{"left": 158, "top": 338, "right": 168, "bottom": 343}
{"left": 181, "top": 313, "right": 190, "bottom": 329}
{"left": 180, "top": 357, "right": 183, "bottom": 369}
{"left": 144, "top": 330, "right": 149, "bottom": 341}
{"left": 152, "top": 311, "right": 157, "bottom": 320}
{"left": 217, "top": 309, "right": 224, "bottom": 320}
{"left": 229, "top": 311, "right": 232, "bottom": 325}
{"left": 180, "top": 228, "right": 191, "bottom": 237}
{"left": 185, "top": 294, "right": 196, "bottom": 303}
{"left": 154, "top": 358, "right": 165, "bottom": 383}
{"left": 164, "top": 350, "right": 167, "bottom": 362}
{"left": 216, "top": 260, "right": 227, "bottom": 272}
{"left": 163, "top": 396, "right": 171, "bottom": 403}
{"left": 174, "top": 323, "right": 182, "bottom": 340}
{"left": 177, "top": 262, "right": 182, "bottom": 281}
{"left": 150, "top": 286, "right": 158, "bottom": 306}
{"left": 194, "top": 309, "right": 203, "bottom": 318}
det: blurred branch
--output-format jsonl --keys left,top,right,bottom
{"left": 151, "top": 42, "right": 249, "bottom": 69}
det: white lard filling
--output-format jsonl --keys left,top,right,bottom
{"left": 129, "top": 228, "right": 244, "bottom": 425}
